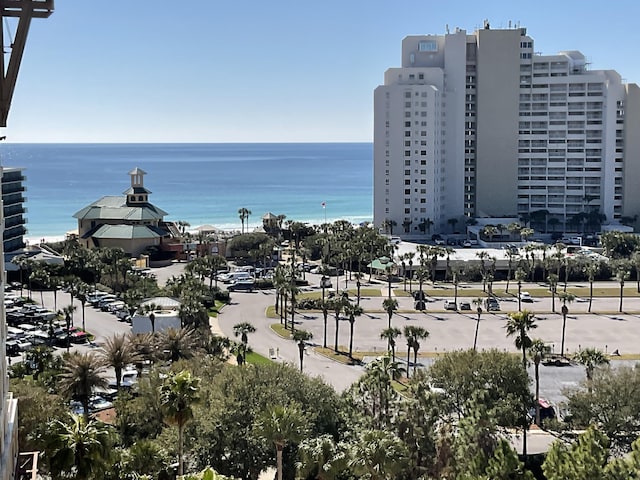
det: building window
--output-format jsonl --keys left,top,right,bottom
{"left": 418, "top": 40, "right": 437, "bottom": 52}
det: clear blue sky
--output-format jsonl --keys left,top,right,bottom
{"left": 5, "top": 0, "right": 640, "bottom": 143}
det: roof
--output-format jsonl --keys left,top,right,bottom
{"left": 367, "top": 256, "right": 396, "bottom": 271}
{"left": 194, "top": 224, "right": 223, "bottom": 233}
{"left": 73, "top": 195, "right": 168, "bottom": 220}
{"left": 141, "top": 296, "right": 181, "bottom": 309}
{"left": 262, "top": 212, "right": 278, "bottom": 220}
{"left": 85, "top": 224, "right": 167, "bottom": 240}
{"left": 123, "top": 186, "right": 152, "bottom": 195}
{"left": 128, "top": 167, "right": 147, "bottom": 175}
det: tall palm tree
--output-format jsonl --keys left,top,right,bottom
{"left": 44, "top": 414, "right": 113, "bottom": 480}
{"left": 505, "top": 309, "right": 537, "bottom": 457}
{"left": 160, "top": 370, "right": 201, "bottom": 476}
{"left": 528, "top": 339, "right": 551, "bottom": 426}
{"left": 382, "top": 298, "right": 398, "bottom": 329}
{"left": 547, "top": 273, "right": 559, "bottom": 313}
{"left": 292, "top": 329, "right": 313, "bottom": 372}
{"left": 256, "top": 404, "right": 308, "bottom": 480}
{"left": 330, "top": 293, "right": 348, "bottom": 352}
{"left": 506, "top": 309, "right": 537, "bottom": 370}
{"left": 343, "top": 302, "right": 363, "bottom": 359}
{"left": 558, "top": 292, "right": 575, "bottom": 358}
{"left": 574, "top": 347, "right": 609, "bottom": 385}
{"left": 62, "top": 304, "right": 77, "bottom": 353}
{"left": 76, "top": 281, "right": 91, "bottom": 332}
{"left": 472, "top": 297, "right": 483, "bottom": 351}
{"left": 59, "top": 352, "right": 109, "bottom": 420}
{"left": 403, "top": 325, "right": 429, "bottom": 378}
{"left": 320, "top": 299, "right": 331, "bottom": 349}
{"left": 380, "top": 327, "right": 401, "bottom": 362}
{"left": 100, "top": 334, "right": 141, "bottom": 390}
{"left": 238, "top": 207, "right": 252, "bottom": 234}
{"left": 584, "top": 259, "right": 598, "bottom": 313}
{"left": 616, "top": 262, "right": 630, "bottom": 312}
{"left": 514, "top": 267, "right": 528, "bottom": 311}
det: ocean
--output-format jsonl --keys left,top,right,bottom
{"left": 0, "top": 143, "right": 373, "bottom": 241}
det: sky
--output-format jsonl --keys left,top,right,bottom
{"left": 4, "top": 0, "right": 640, "bottom": 143}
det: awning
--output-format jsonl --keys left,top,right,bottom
{"left": 367, "top": 256, "right": 396, "bottom": 271}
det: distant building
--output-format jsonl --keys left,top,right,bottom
{"left": 73, "top": 168, "right": 171, "bottom": 256}
{"left": 0, "top": 168, "right": 19, "bottom": 480}
{"left": 374, "top": 23, "right": 640, "bottom": 237}
{"left": 2, "top": 167, "right": 27, "bottom": 253}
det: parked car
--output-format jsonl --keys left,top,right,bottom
{"left": 520, "top": 292, "right": 533, "bottom": 302}
{"left": 462, "top": 240, "right": 472, "bottom": 248}
{"left": 459, "top": 301, "right": 471, "bottom": 311}
{"left": 227, "top": 280, "right": 255, "bottom": 292}
{"left": 320, "top": 276, "right": 332, "bottom": 289}
{"left": 484, "top": 297, "right": 500, "bottom": 311}
{"left": 443, "top": 300, "right": 457, "bottom": 311}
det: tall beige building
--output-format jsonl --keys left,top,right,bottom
{"left": 374, "top": 23, "right": 640, "bottom": 237}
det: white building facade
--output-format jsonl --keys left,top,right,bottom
{"left": 374, "top": 24, "right": 640, "bottom": 238}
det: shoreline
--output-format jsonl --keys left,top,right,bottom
{"left": 24, "top": 215, "right": 375, "bottom": 246}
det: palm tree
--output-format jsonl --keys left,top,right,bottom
{"left": 506, "top": 309, "right": 537, "bottom": 370}
{"left": 234, "top": 321, "right": 256, "bottom": 349}
{"left": 472, "top": 297, "right": 483, "bottom": 351}
{"left": 292, "top": 329, "right": 313, "bottom": 372}
{"left": 320, "top": 299, "right": 331, "bottom": 349}
{"left": 297, "top": 434, "right": 348, "bottom": 480}
{"left": 256, "top": 404, "right": 308, "bottom": 480}
{"left": 76, "top": 281, "right": 91, "bottom": 332}
{"left": 330, "top": 293, "right": 348, "bottom": 352}
{"left": 558, "top": 292, "right": 575, "bottom": 358}
{"left": 515, "top": 267, "right": 527, "bottom": 311}
{"left": 238, "top": 207, "right": 251, "bottom": 234}
{"left": 403, "top": 325, "right": 429, "bottom": 378}
{"left": 100, "top": 334, "right": 141, "bottom": 390}
{"left": 139, "top": 302, "right": 159, "bottom": 334}
{"left": 616, "top": 262, "right": 630, "bottom": 312}
{"left": 584, "top": 259, "right": 598, "bottom": 313}
{"left": 343, "top": 302, "right": 363, "bottom": 359}
{"left": 505, "top": 309, "right": 537, "bottom": 457}
{"left": 574, "top": 347, "right": 609, "bottom": 387}
{"left": 44, "top": 414, "right": 113, "bottom": 480}
{"left": 156, "top": 327, "right": 198, "bottom": 363}
{"left": 59, "top": 352, "right": 109, "bottom": 420}
{"left": 528, "top": 339, "right": 551, "bottom": 426}
{"left": 160, "top": 370, "right": 201, "bottom": 476}
{"left": 382, "top": 298, "right": 398, "bottom": 329}
{"left": 380, "top": 327, "right": 401, "bottom": 362}
{"left": 547, "top": 273, "right": 559, "bottom": 313}
{"left": 60, "top": 304, "right": 78, "bottom": 353}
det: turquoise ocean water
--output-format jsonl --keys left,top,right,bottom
{"left": 0, "top": 143, "right": 373, "bottom": 241}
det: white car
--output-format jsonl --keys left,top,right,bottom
{"left": 520, "top": 292, "right": 533, "bottom": 302}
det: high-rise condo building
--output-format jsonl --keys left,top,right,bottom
{"left": 373, "top": 22, "right": 640, "bottom": 238}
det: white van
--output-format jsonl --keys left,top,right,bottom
{"left": 221, "top": 272, "right": 252, "bottom": 284}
